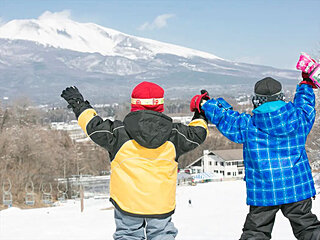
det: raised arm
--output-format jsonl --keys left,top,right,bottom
{"left": 171, "top": 119, "right": 208, "bottom": 159}
{"left": 202, "top": 98, "right": 250, "bottom": 144}
{"left": 293, "top": 83, "right": 316, "bottom": 131}
{"left": 169, "top": 90, "right": 209, "bottom": 159}
{"left": 61, "top": 86, "right": 124, "bottom": 153}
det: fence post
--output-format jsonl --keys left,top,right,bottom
{"left": 80, "top": 184, "right": 84, "bottom": 212}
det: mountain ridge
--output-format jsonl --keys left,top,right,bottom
{"left": 0, "top": 11, "right": 222, "bottom": 61}
{"left": 0, "top": 12, "right": 299, "bottom": 104}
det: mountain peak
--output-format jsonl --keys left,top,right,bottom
{"left": 0, "top": 11, "right": 222, "bottom": 60}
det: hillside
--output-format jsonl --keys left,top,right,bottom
{"left": 0, "top": 12, "right": 300, "bottom": 104}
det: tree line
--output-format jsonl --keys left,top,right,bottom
{"left": 0, "top": 92, "right": 319, "bottom": 208}
{"left": 0, "top": 98, "right": 109, "bottom": 208}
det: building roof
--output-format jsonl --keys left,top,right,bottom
{"left": 185, "top": 156, "right": 202, "bottom": 169}
{"left": 211, "top": 149, "right": 243, "bottom": 161}
{"left": 186, "top": 148, "right": 243, "bottom": 168}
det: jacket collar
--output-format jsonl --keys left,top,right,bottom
{"left": 252, "top": 100, "right": 286, "bottom": 114}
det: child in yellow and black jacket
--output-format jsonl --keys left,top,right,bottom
{"left": 61, "top": 81, "right": 208, "bottom": 240}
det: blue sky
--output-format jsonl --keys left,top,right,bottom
{"left": 0, "top": 0, "right": 319, "bottom": 70}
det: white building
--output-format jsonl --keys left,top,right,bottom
{"left": 51, "top": 117, "right": 114, "bottom": 141}
{"left": 51, "top": 120, "right": 86, "bottom": 140}
{"left": 186, "top": 149, "right": 245, "bottom": 180}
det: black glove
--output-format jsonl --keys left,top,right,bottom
{"left": 61, "top": 86, "right": 91, "bottom": 118}
{"left": 300, "top": 72, "right": 317, "bottom": 88}
{"left": 200, "top": 89, "right": 210, "bottom": 100}
{"left": 200, "top": 89, "right": 210, "bottom": 110}
{"left": 61, "top": 86, "right": 84, "bottom": 108}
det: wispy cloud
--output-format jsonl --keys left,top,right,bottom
{"left": 138, "top": 14, "right": 175, "bottom": 31}
{"left": 38, "top": 10, "right": 71, "bottom": 21}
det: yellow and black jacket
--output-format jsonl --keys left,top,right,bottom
{"left": 77, "top": 107, "right": 207, "bottom": 218}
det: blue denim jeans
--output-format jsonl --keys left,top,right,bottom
{"left": 113, "top": 208, "right": 178, "bottom": 240}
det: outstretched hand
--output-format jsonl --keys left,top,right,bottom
{"left": 296, "top": 53, "right": 320, "bottom": 88}
{"left": 190, "top": 89, "right": 210, "bottom": 113}
{"left": 61, "top": 86, "right": 84, "bottom": 108}
{"left": 296, "top": 53, "right": 317, "bottom": 74}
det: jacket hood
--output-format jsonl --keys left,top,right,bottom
{"left": 123, "top": 110, "right": 173, "bottom": 149}
{"left": 252, "top": 102, "right": 300, "bottom": 136}
{"left": 252, "top": 100, "right": 286, "bottom": 114}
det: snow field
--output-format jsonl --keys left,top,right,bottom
{"left": 0, "top": 180, "right": 319, "bottom": 240}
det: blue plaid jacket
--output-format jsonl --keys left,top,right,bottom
{"left": 202, "top": 84, "right": 316, "bottom": 206}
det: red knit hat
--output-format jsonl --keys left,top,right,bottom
{"left": 131, "top": 81, "right": 164, "bottom": 112}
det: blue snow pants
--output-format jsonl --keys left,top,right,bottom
{"left": 113, "top": 208, "right": 178, "bottom": 240}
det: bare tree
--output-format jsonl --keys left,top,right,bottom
{"left": 0, "top": 100, "right": 110, "bottom": 208}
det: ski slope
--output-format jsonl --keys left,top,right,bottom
{"left": 0, "top": 180, "right": 319, "bottom": 240}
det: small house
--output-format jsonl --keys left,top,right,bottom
{"left": 186, "top": 149, "right": 245, "bottom": 180}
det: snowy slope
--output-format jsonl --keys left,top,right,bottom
{"left": 0, "top": 11, "right": 221, "bottom": 60}
{"left": 1, "top": 181, "right": 319, "bottom": 240}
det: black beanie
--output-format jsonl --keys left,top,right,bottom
{"left": 252, "top": 77, "right": 284, "bottom": 108}
{"left": 254, "top": 77, "right": 282, "bottom": 95}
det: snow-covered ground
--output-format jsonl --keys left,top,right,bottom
{"left": 0, "top": 180, "right": 319, "bottom": 240}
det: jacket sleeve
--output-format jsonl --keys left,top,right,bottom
{"left": 77, "top": 108, "right": 125, "bottom": 154}
{"left": 202, "top": 98, "right": 250, "bottom": 144}
{"left": 293, "top": 84, "right": 316, "bottom": 132}
{"left": 171, "top": 119, "right": 208, "bottom": 159}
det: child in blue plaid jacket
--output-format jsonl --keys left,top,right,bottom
{"left": 202, "top": 76, "right": 320, "bottom": 240}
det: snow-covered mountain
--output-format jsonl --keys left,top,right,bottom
{"left": 0, "top": 11, "right": 221, "bottom": 61}
{"left": 0, "top": 11, "right": 300, "bottom": 104}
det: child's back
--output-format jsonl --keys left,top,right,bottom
{"left": 61, "top": 81, "right": 208, "bottom": 239}
{"left": 202, "top": 76, "right": 320, "bottom": 240}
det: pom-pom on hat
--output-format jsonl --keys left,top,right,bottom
{"left": 131, "top": 81, "right": 164, "bottom": 112}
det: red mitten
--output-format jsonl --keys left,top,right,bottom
{"left": 190, "top": 90, "right": 210, "bottom": 112}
